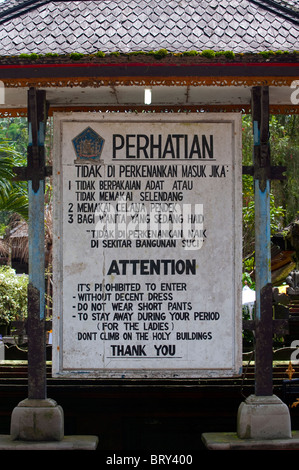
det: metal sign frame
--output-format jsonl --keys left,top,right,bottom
{"left": 52, "top": 112, "right": 242, "bottom": 379}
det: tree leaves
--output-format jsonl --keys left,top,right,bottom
{"left": 0, "top": 266, "right": 28, "bottom": 324}
{"left": 0, "top": 137, "right": 28, "bottom": 220}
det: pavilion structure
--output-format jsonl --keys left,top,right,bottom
{"left": 0, "top": 0, "right": 298, "bottom": 450}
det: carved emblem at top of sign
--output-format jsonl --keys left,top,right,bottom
{"left": 72, "top": 127, "right": 104, "bottom": 163}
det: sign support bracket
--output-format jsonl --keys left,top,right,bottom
{"left": 27, "top": 87, "right": 48, "bottom": 399}
{"left": 9, "top": 88, "right": 65, "bottom": 442}
{"left": 244, "top": 86, "right": 288, "bottom": 395}
{"left": 237, "top": 86, "right": 291, "bottom": 440}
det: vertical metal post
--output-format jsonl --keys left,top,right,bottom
{"left": 252, "top": 86, "right": 273, "bottom": 396}
{"left": 27, "top": 88, "right": 47, "bottom": 400}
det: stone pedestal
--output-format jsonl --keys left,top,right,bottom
{"left": 10, "top": 398, "right": 64, "bottom": 441}
{"left": 237, "top": 394, "right": 292, "bottom": 440}
{"left": 202, "top": 394, "right": 296, "bottom": 450}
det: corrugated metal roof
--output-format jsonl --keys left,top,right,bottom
{"left": 0, "top": 0, "right": 298, "bottom": 55}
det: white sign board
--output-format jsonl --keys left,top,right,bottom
{"left": 52, "top": 113, "right": 242, "bottom": 378}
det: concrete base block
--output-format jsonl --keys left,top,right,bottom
{"left": 237, "top": 394, "right": 292, "bottom": 440}
{"left": 0, "top": 435, "right": 99, "bottom": 450}
{"left": 202, "top": 431, "right": 299, "bottom": 450}
{"left": 10, "top": 398, "right": 64, "bottom": 441}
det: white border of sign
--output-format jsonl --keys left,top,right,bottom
{"left": 52, "top": 113, "right": 242, "bottom": 379}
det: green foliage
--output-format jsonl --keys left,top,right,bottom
{"left": 44, "top": 53, "right": 60, "bottom": 57}
{"left": 269, "top": 115, "right": 299, "bottom": 224}
{"left": 152, "top": 49, "right": 168, "bottom": 59}
{"left": 243, "top": 191, "right": 285, "bottom": 249}
{"left": 0, "top": 266, "right": 28, "bottom": 324}
{"left": 0, "top": 117, "right": 28, "bottom": 155}
{"left": 182, "top": 50, "right": 199, "bottom": 56}
{"left": 0, "top": 142, "right": 28, "bottom": 220}
{"left": 215, "top": 50, "right": 235, "bottom": 59}
{"left": 242, "top": 259, "right": 255, "bottom": 288}
{"left": 201, "top": 49, "right": 215, "bottom": 58}
{"left": 0, "top": 119, "right": 28, "bottom": 221}
{"left": 0, "top": 224, "right": 7, "bottom": 237}
{"left": 19, "top": 53, "right": 41, "bottom": 61}
{"left": 96, "top": 51, "right": 106, "bottom": 58}
{"left": 259, "top": 50, "right": 275, "bottom": 58}
{"left": 242, "top": 114, "right": 299, "bottom": 284}
{"left": 10, "top": 50, "right": 299, "bottom": 62}
{"left": 69, "top": 52, "right": 85, "bottom": 60}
